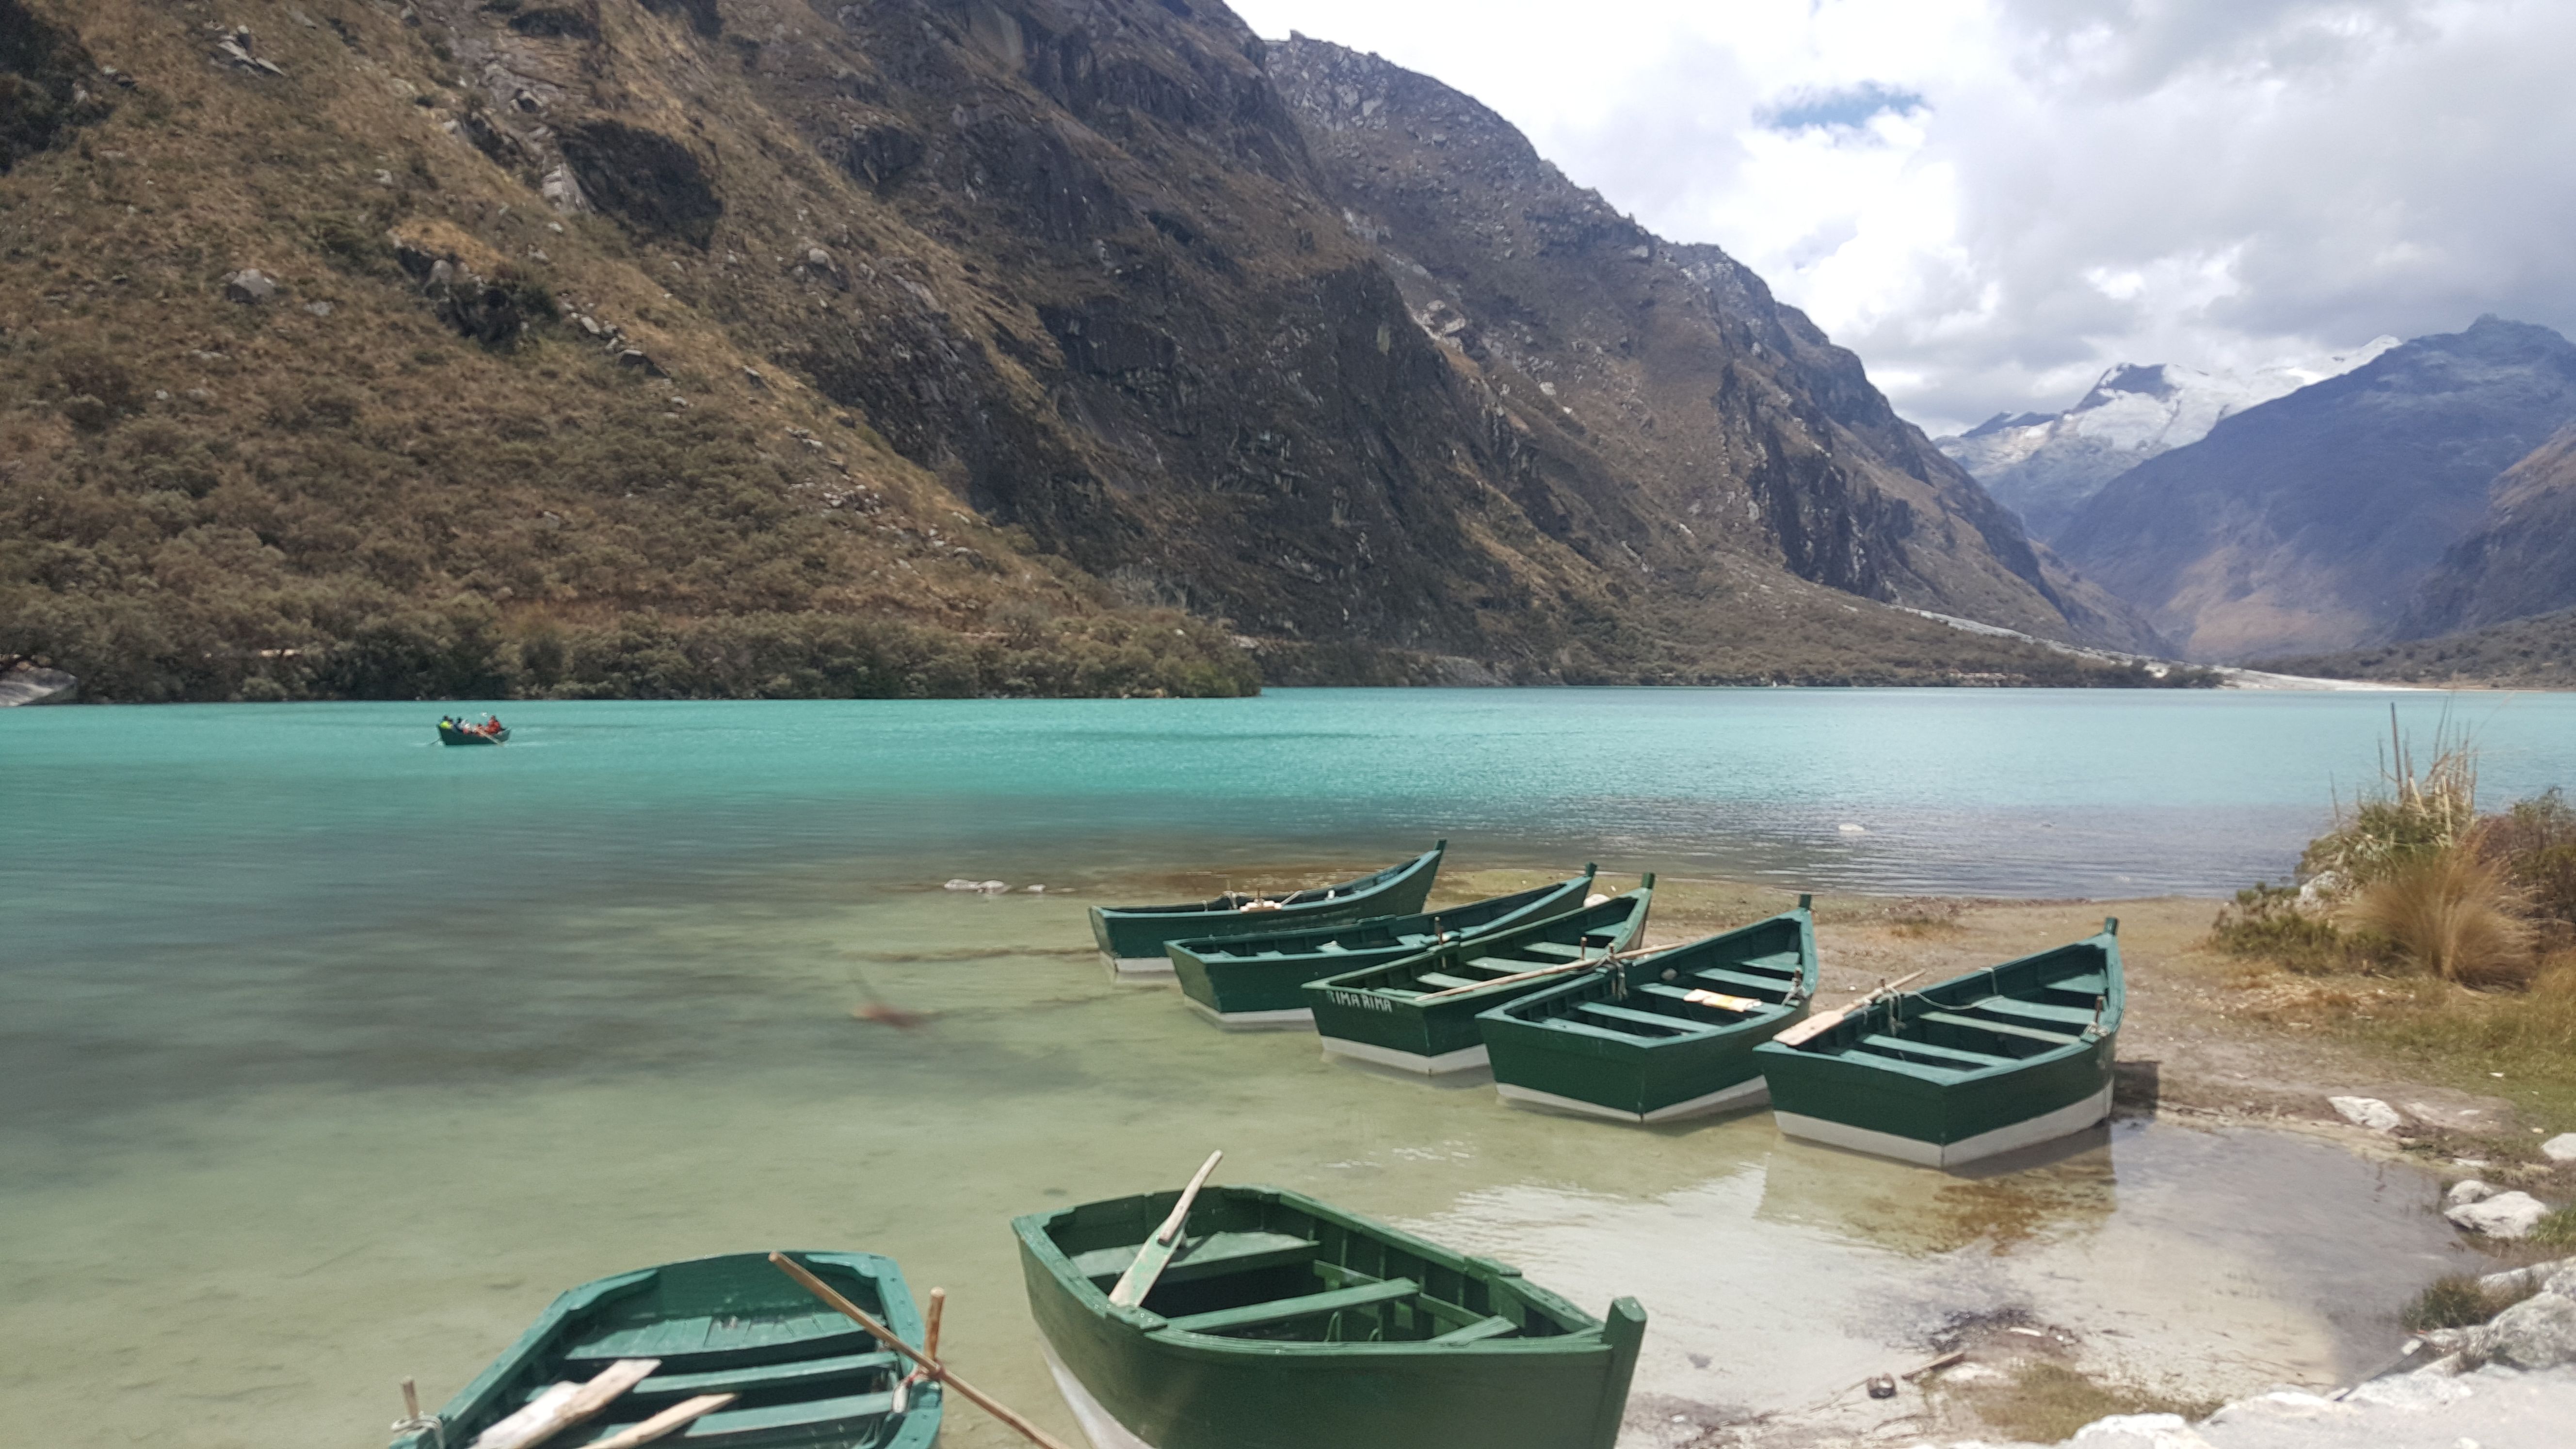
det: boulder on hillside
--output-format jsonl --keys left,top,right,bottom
{"left": 2480, "top": 1288, "right": 2576, "bottom": 1369}
{"left": 224, "top": 269, "right": 277, "bottom": 304}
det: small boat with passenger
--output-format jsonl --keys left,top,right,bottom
{"left": 438, "top": 714, "right": 510, "bottom": 746}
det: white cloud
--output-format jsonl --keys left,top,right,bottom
{"left": 1230, "top": 0, "right": 2576, "bottom": 434}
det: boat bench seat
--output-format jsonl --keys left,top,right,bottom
{"left": 2043, "top": 973, "right": 2109, "bottom": 999}
{"left": 1919, "top": 1010, "right": 2078, "bottom": 1046}
{"left": 1967, "top": 997, "right": 2097, "bottom": 1027}
{"left": 607, "top": 1389, "right": 895, "bottom": 1445}
{"left": 630, "top": 1350, "right": 901, "bottom": 1401}
{"left": 1165, "top": 1278, "right": 1420, "bottom": 1336}
{"left": 1738, "top": 951, "right": 1805, "bottom": 973}
{"left": 1430, "top": 1314, "right": 1523, "bottom": 1344}
{"left": 1575, "top": 1000, "right": 1694, "bottom": 1035}
{"left": 1690, "top": 967, "right": 1791, "bottom": 997}
{"left": 1411, "top": 971, "right": 1486, "bottom": 990}
{"left": 1519, "top": 942, "right": 1588, "bottom": 959}
{"left": 564, "top": 1312, "right": 871, "bottom": 1368}
{"left": 1073, "top": 1231, "right": 1319, "bottom": 1289}
{"left": 1635, "top": 982, "right": 1754, "bottom": 1018}
{"left": 1858, "top": 1033, "right": 2007, "bottom": 1070}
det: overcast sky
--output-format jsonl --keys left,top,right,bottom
{"left": 1229, "top": 0, "right": 2576, "bottom": 435}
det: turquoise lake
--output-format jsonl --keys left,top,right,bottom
{"left": 3, "top": 687, "right": 2565, "bottom": 1448}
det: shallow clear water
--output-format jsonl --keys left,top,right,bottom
{"left": 2, "top": 689, "right": 2554, "bottom": 1448}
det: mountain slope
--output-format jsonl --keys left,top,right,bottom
{"left": 2404, "top": 424, "right": 2576, "bottom": 637}
{"left": 0, "top": 0, "right": 2162, "bottom": 700}
{"left": 1938, "top": 341, "right": 2394, "bottom": 543}
{"left": 1265, "top": 36, "right": 2162, "bottom": 655}
{"left": 2259, "top": 606, "right": 2576, "bottom": 691}
{"left": 2055, "top": 318, "right": 2576, "bottom": 662}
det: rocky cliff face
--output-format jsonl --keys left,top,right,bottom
{"left": 1939, "top": 342, "right": 2395, "bottom": 544}
{"left": 1264, "top": 37, "right": 2161, "bottom": 654}
{"left": 2057, "top": 318, "right": 2576, "bottom": 662}
{"left": 0, "top": 0, "right": 2163, "bottom": 700}
{"left": 2405, "top": 425, "right": 2576, "bottom": 638}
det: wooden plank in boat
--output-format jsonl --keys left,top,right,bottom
{"left": 1429, "top": 1315, "right": 1523, "bottom": 1344}
{"left": 1164, "top": 1278, "right": 1420, "bottom": 1336}
{"left": 1917, "top": 1010, "right": 2079, "bottom": 1045}
{"left": 1688, "top": 966, "right": 1790, "bottom": 997}
{"left": 1857, "top": 1034, "right": 2005, "bottom": 1069}
{"left": 1574, "top": 1001, "right": 1696, "bottom": 1035}
{"left": 629, "top": 1350, "right": 899, "bottom": 1399}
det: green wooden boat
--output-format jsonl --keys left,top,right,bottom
{"left": 1014, "top": 1182, "right": 1644, "bottom": 1449}
{"left": 1166, "top": 869, "right": 1600, "bottom": 1029}
{"left": 1302, "top": 881, "right": 1655, "bottom": 1076}
{"left": 390, "top": 1251, "right": 941, "bottom": 1449}
{"left": 1479, "top": 896, "right": 1817, "bottom": 1123}
{"left": 438, "top": 717, "right": 509, "bottom": 746}
{"left": 1751, "top": 920, "right": 2124, "bottom": 1168}
{"left": 1088, "top": 842, "right": 1445, "bottom": 979}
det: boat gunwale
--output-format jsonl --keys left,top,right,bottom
{"left": 1091, "top": 843, "right": 1446, "bottom": 924}
{"left": 1165, "top": 868, "right": 1598, "bottom": 967}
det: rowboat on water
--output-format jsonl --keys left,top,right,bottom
{"left": 1088, "top": 842, "right": 1446, "bottom": 979}
{"left": 1302, "top": 880, "right": 1655, "bottom": 1076}
{"left": 1015, "top": 1181, "right": 1645, "bottom": 1449}
{"left": 1167, "top": 868, "right": 1600, "bottom": 1029}
{"left": 1479, "top": 895, "right": 1818, "bottom": 1123}
{"left": 1751, "top": 919, "right": 2124, "bottom": 1168}
{"left": 389, "top": 1251, "right": 941, "bottom": 1449}
{"left": 438, "top": 715, "right": 509, "bottom": 746}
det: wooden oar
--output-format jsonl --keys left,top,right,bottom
{"left": 467, "top": 1358, "right": 659, "bottom": 1449}
{"left": 1109, "top": 1149, "right": 1224, "bottom": 1307}
{"left": 768, "top": 1254, "right": 1075, "bottom": 1449}
{"left": 1414, "top": 939, "right": 1662, "bottom": 1002}
{"left": 586, "top": 1395, "right": 737, "bottom": 1449}
{"left": 1772, "top": 970, "right": 1925, "bottom": 1047}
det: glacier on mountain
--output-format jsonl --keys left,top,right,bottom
{"left": 1938, "top": 339, "right": 2398, "bottom": 541}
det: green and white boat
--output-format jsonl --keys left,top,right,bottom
{"left": 1751, "top": 920, "right": 2124, "bottom": 1168}
{"left": 1167, "top": 869, "right": 1600, "bottom": 1029}
{"left": 390, "top": 1251, "right": 941, "bottom": 1449}
{"left": 1302, "top": 881, "right": 1654, "bottom": 1076}
{"left": 1479, "top": 896, "right": 1817, "bottom": 1122}
{"left": 1088, "top": 843, "right": 1446, "bottom": 979}
{"left": 1014, "top": 1182, "right": 1644, "bottom": 1449}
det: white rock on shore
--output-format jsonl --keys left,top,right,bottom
{"left": 2447, "top": 1179, "right": 2497, "bottom": 1208}
{"left": 1901, "top": 1365, "right": 2576, "bottom": 1449}
{"left": 2327, "top": 1096, "right": 2405, "bottom": 1132}
{"left": 0, "top": 665, "right": 78, "bottom": 706}
{"left": 2446, "top": 1190, "right": 2552, "bottom": 1238}
{"left": 2542, "top": 1132, "right": 2576, "bottom": 1163}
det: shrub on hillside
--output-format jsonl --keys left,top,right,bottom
{"left": 2209, "top": 882, "right": 2352, "bottom": 972}
{"left": 2349, "top": 848, "right": 2533, "bottom": 987}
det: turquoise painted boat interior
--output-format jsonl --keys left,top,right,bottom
{"left": 392, "top": 1251, "right": 940, "bottom": 1449}
{"left": 1088, "top": 841, "right": 1446, "bottom": 962}
{"left": 1480, "top": 898, "right": 1818, "bottom": 1119}
{"left": 1753, "top": 923, "right": 2124, "bottom": 1155}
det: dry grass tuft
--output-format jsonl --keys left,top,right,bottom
{"left": 2349, "top": 848, "right": 2534, "bottom": 986}
{"left": 2402, "top": 1273, "right": 2538, "bottom": 1331}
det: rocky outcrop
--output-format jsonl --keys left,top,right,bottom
{"left": 2404, "top": 425, "right": 2576, "bottom": 638}
{"left": 0, "top": 0, "right": 112, "bottom": 171}
{"left": 1262, "top": 37, "right": 2162, "bottom": 654}
{"left": 0, "top": 663, "right": 77, "bottom": 705}
{"left": 2059, "top": 318, "right": 2576, "bottom": 662}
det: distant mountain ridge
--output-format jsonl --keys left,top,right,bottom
{"left": 2056, "top": 317, "right": 2576, "bottom": 662}
{"left": 1937, "top": 340, "right": 2396, "bottom": 542}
